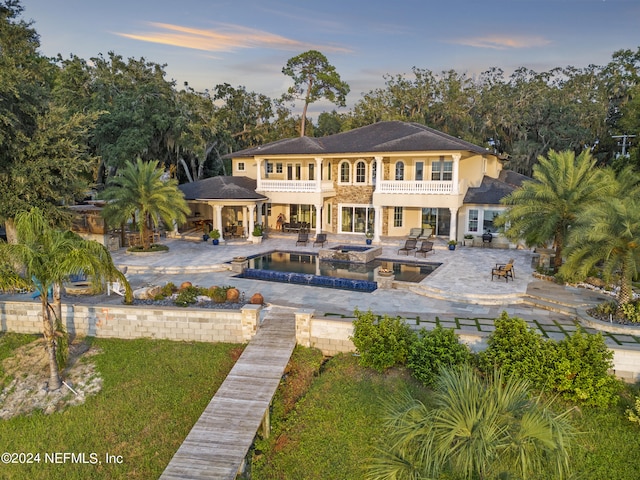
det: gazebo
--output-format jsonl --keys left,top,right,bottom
{"left": 178, "top": 176, "right": 268, "bottom": 242}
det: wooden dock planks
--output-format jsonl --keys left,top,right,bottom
{"left": 160, "top": 308, "right": 296, "bottom": 480}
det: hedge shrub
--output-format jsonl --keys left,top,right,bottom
{"left": 350, "top": 309, "right": 415, "bottom": 372}
{"left": 407, "top": 326, "right": 471, "bottom": 386}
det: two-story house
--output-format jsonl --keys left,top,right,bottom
{"left": 179, "top": 121, "right": 526, "bottom": 244}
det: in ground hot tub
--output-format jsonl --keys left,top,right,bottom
{"left": 318, "top": 244, "right": 382, "bottom": 264}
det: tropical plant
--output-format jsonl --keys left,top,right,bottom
{"left": 0, "top": 207, "right": 130, "bottom": 390}
{"left": 210, "top": 229, "right": 221, "bottom": 240}
{"left": 100, "top": 158, "right": 190, "bottom": 250}
{"left": 497, "top": 149, "right": 613, "bottom": 269}
{"left": 367, "top": 365, "right": 576, "bottom": 480}
{"left": 560, "top": 167, "right": 640, "bottom": 306}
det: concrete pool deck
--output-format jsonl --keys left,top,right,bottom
{"left": 3, "top": 233, "right": 638, "bottom": 349}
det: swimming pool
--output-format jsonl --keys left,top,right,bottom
{"left": 236, "top": 250, "right": 441, "bottom": 291}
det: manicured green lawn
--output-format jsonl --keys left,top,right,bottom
{"left": 252, "top": 352, "right": 430, "bottom": 480}
{"left": 0, "top": 336, "right": 242, "bottom": 480}
{"left": 252, "top": 351, "right": 640, "bottom": 480}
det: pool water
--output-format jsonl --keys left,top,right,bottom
{"left": 245, "top": 251, "right": 440, "bottom": 283}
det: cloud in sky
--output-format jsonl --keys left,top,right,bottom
{"left": 452, "top": 34, "right": 552, "bottom": 50}
{"left": 116, "top": 22, "right": 352, "bottom": 54}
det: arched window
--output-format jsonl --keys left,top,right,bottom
{"left": 340, "top": 161, "right": 350, "bottom": 183}
{"left": 395, "top": 161, "right": 405, "bottom": 180}
{"left": 355, "top": 161, "right": 366, "bottom": 183}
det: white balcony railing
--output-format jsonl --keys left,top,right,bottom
{"left": 258, "top": 179, "right": 334, "bottom": 193}
{"left": 377, "top": 180, "right": 453, "bottom": 194}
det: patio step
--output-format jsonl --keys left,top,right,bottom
{"left": 117, "top": 264, "right": 231, "bottom": 275}
{"left": 521, "top": 294, "right": 579, "bottom": 316}
{"left": 405, "top": 284, "right": 525, "bottom": 305}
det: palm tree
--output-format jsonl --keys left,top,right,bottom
{"left": 561, "top": 168, "right": 640, "bottom": 306}
{"left": 498, "top": 149, "right": 613, "bottom": 269}
{"left": 0, "top": 207, "right": 131, "bottom": 390}
{"left": 100, "top": 158, "right": 190, "bottom": 250}
{"left": 367, "top": 365, "right": 575, "bottom": 480}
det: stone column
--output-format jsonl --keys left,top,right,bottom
{"left": 256, "top": 201, "right": 264, "bottom": 227}
{"left": 314, "top": 204, "right": 323, "bottom": 235}
{"left": 243, "top": 206, "right": 249, "bottom": 237}
{"left": 248, "top": 204, "right": 256, "bottom": 237}
{"left": 295, "top": 309, "right": 314, "bottom": 348}
{"left": 373, "top": 205, "right": 382, "bottom": 243}
{"left": 240, "top": 304, "right": 261, "bottom": 342}
{"left": 449, "top": 207, "right": 458, "bottom": 242}
{"left": 215, "top": 205, "right": 224, "bottom": 242}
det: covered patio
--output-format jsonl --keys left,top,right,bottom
{"left": 177, "top": 176, "right": 268, "bottom": 242}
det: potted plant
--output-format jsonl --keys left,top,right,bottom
{"left": 210, "top": 229, "right": 221, "bottom": 245}
{"left": 448, "top": 239, "right": 458, "bottom": 251}
{"left": 463, "top": 234, "right": 473, "bottom": 246}
{"left": 365, "top": 230, "right": 374, "bottom": 245}
{"left": 202, "top": 224, "right": 211, "bottom": 242}
{"left": 251, "top": 224, "right": 263, "bottom": 244}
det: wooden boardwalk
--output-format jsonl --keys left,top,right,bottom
{"left": 160, "top": 308, "right": 296, "bottom": 480}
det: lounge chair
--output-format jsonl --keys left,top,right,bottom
{"left": 398, "top": 238, "right": 417, "bottom": 255}
{"left": 491, "top": 258, "right": 515, "bottom": 282}
{"left": 296, "top": 232, "right": 309, "bottom": 246}
{"left": 408, "top": 228, "right": 423, "bottom": 240}
{"left": 313, "top": 233, "right": 327, "bottom": 247}
{"left": 420, "top": 227, "right": 433, "bottom": 239}
{"left": 415, "top": 240, "right": 434, "bottom": 257}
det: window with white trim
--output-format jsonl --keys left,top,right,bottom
{"left": 394, "top": 207, "right": 403, "bottom": 227}
{"left": 276, "top": 163, "right": 283, "bottom": 173}
{"left": 355, "top": 161, "right": 366, "bottom": 183}
{"left": 431, "top": 157, "right": 452, "bottom": 181}
{"left": 237, "top": 162, "right": 245, "bottom": 171}
{"left": 468, "top": 209, "right": 479, "bottom": 233}
{"left": 340, "top": 161, "right": 350, "bottom": 183}
{"left": 266, "top": 162, "right": 273, "bottom": 174}
{"left": 395, "top": 161, "right": 405, "bottom": 180}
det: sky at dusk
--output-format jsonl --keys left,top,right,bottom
{"left": 20, "top": 0, "right": 640, "bottom": 116}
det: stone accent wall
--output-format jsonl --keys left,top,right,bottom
{"left": 0, "top": 301, "right": 260, "bottom": 344}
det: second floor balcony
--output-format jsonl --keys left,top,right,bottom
{"left": 377, "top": 180, "right": 454, "bottom": 194}
{"left": 258, "top": 179, "right": 335, "bottom": 193}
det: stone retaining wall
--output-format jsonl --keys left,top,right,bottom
{"left": 0, "top": 301, "right": 260, "bottom": 344}
{"left": 2, "top": 301, "right": 638, "bottom": 382}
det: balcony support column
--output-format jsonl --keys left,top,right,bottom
{"left": 314, "top": 204, "right": 323, "bottom": 235}
{"left": 452, "top": 154, "right": 461, "bottom": 195}
{"left": 374, "top": 156, "right": 383, "bottom": 193}
{"left": 247, "top": 204, "right": 256, "bottom": 238}
{"left": 449, "top": 207, "right": 458, "bottom": 242}
{"left": 373, "top": 205, "right": 382, "bottom": 243}
{"left": 255, "top": 158, "right": 263, "bottom": 191}
{"left": 315, "top": 157, "right": 323, "bottom": 192}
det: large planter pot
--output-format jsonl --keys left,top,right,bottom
{"left": 365, "top": 238, "right": 372, "bottom": 245}
{"left": 202, "top": 234, "right": 209, "bottom": 242}
{"left": 251, "top": 235, "right": 263, "bottom": 244}
{"left": 448, "top": 244, "right": 456, "bottom": 251}
{"left": 212, "top": 238, "right": 219, "bottom": 245}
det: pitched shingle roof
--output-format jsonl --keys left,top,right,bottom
{"left": 178, "top": 176, "right": 267, "bottom": 201}
{"left": 463, "top": 171, "right": 532, "bottom": 205}
{"left": 226, "top": 121, "right": 492, "bottom": 158}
